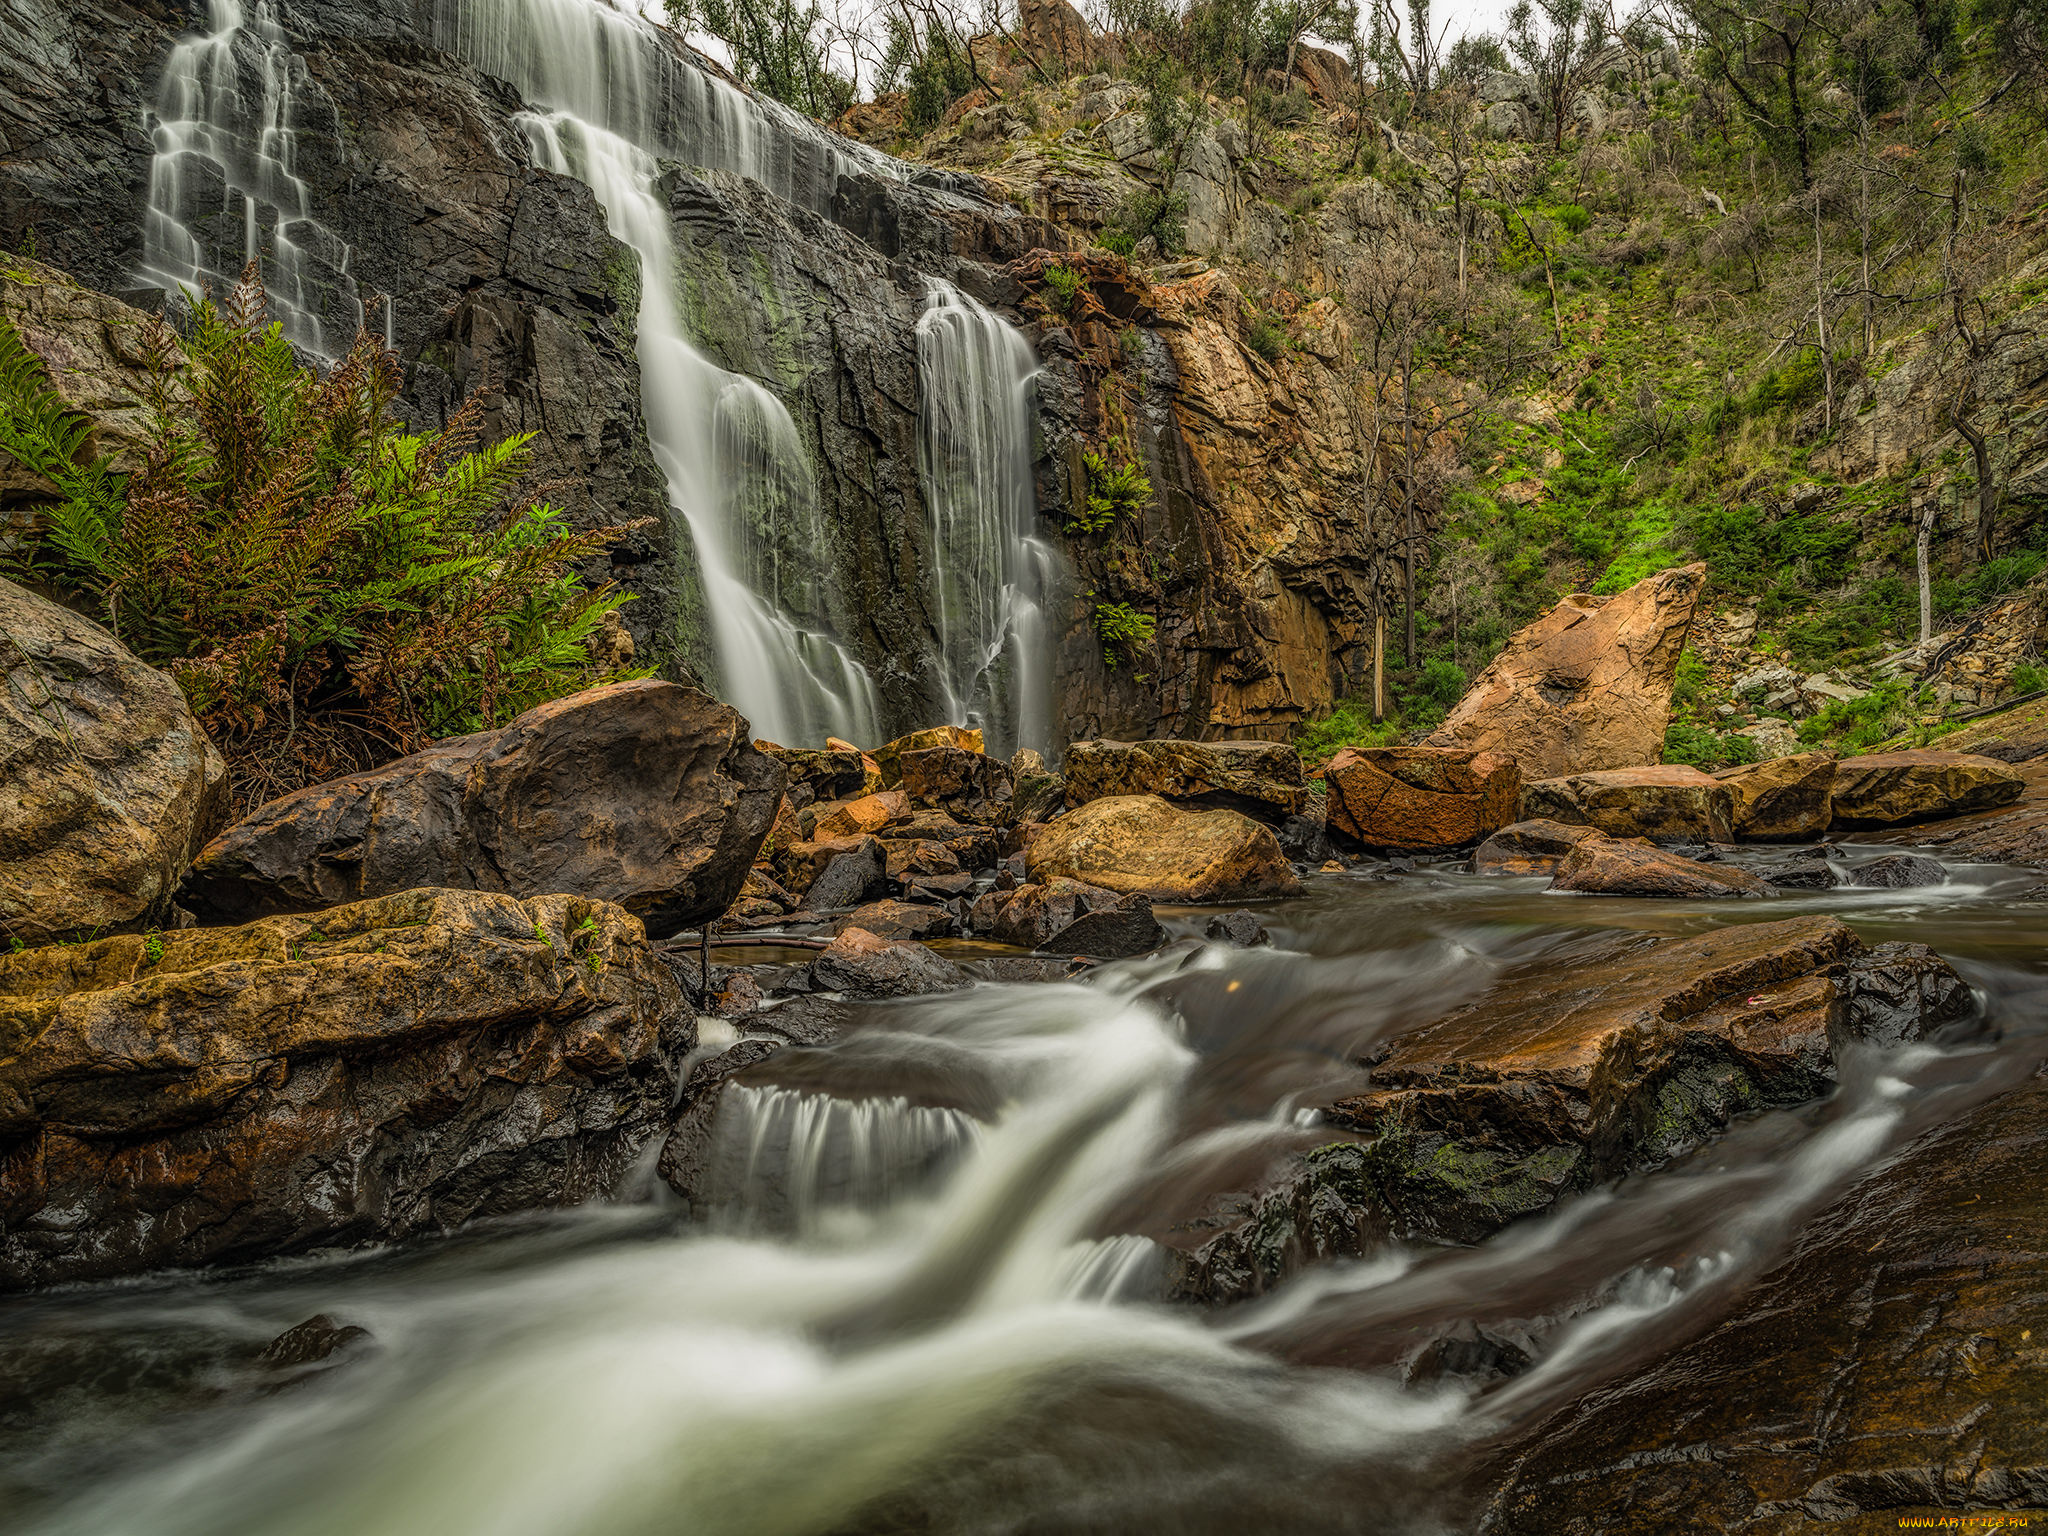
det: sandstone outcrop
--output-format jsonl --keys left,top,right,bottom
{"left": 1482, "top": 1063, "right": 2048, "bottom": 1533}
{"left": 1471, "top": 819, "right": 1608, "bottom": 876}
{"left": 0, "top": 577, "right": 227, "bottom": 946}
{"left": 1027, "top": 794, "right": 1305, "bottom": 902}
{"left": 1322, "top": 917, "right": 1969, "bottom": 1244}
{"left": 180, "top": 681, "right": 782, "bottom": 936}
{"left": 897, "top": 746, "right": 1014, "bottom": 826}
{"left": 1320, "top": 746, "right": 1520, "bottom": 851}
{"left": 1711, "top": 751, "right": 1836, "bottom": 839}
{"left": 0, "top": 888, "right": 686, "bottom": 1290}
{"left": 1828, "top": 749, "right": 2025, "bottom": 828}
{"left": 1062, "top": 738, "right": 1308, "bottom": 823}
{"left": 1426, "top": 565, "right": 1705, "bottom": 779}
{"left": 1549, "top": 838, "right": 1773, "bottom": 898}
{"left": 1520, "top": 764, "right": 1737, "bottom": 843}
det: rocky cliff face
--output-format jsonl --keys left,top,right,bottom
{"left": 0, "top": 0, "right": 1402, "bottom": 746}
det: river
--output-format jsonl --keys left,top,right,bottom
{"left": 3, "top": 846, "right": 2042, "bottom": 1534}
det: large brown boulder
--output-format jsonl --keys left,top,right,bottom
{"left": 1471, "top": 819, "right": 1608, "bottom": 876}
{"left": 1549, "top": 837, "right": 1773, "bottom": 898}
{"left": 1712, "top": 751, "right": 1836, "bottom": 839}
{"left": 1027, "top": 795, "right": 1305, "bottom": 903}
{"left": 0, "top": 887, "right": 686, "bottom": 1290}
{"left": 897, "top": 746, "right": 1013, "bottom": 826}
{"left": 1829, "top": 749, "right": 2025, "bottom": 828}
{"left": 871, "top": 726, "right": 983, "bottom": 786}
{"left": 1062, "top": 738, "right": 1308, "bottom": 824}
{"left": 179, "top": 681, "right": 783, "bottom": 937}
{"left": 1426, "top": 564, "right": 1706, "bottom": 779}
{"left": 1520, "top": 764, "right": 1737, "bottom": 843}
{"left": 1481, "top": 1065, "right": 2048, "bottom": 1534}
{"left": 1323, "top": 916, "right": 1970, "bottom": 1244}
{"left": 0, "top": 578, "right": 228, "bottom": 946}
{"left": 1321, "top": 745, "right": 1520, "bottom": 851}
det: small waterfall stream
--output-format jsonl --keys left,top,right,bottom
{"left": 916, "top": 282, "right": 1056, "bottom": 758}
{"left": 140, "top": 0, "right": 365, "bottom": 354}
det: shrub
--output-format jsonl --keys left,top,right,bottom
{"left": 1662, "top": 721, "right": 1760, "bottom": 770}
{"left": 1072, "top": 447, "right": 1151, "bottom": 534}
{"left": 2011, "top": 661, "right": 2048, "bottom": 696}
{"left": 1096, "top": 227, "right": 1137, "bottom": 257}
{"left": 1043, "top": 264, "right": 1084, "bottom": 314}
{"left": 1109, "top": 188, "right": 1187, "bottom": 256}
{"left": 1295, "top": 702, "right": 1404, "bottom": 764}
{"left": 0, "top": 270, "right": 647, "bottom": 802}
{"left": 1093, "top": 600, "right": 1156, "bottom": 667}
{"left": 1798, "top": 679, "right": 1920, "bottom": 751}
{"left": 1246, "top": 311, "right": 1289, "bottom": 362}
{"left": 903, "top": 34, "right": 974, "bottom": 133}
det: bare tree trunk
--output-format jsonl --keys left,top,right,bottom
{"left": 1858, "top": 117, "right": 1874, "bottom": 357}
{"left": 1401, "top": 344, "right": 1417, "bottom": 666}
{"left": 1372, "top": 612, "right": 1386, "bottom": 721}
{"left": 1953, "top": 411, "right": 2000, "bottom": 561}
{"left": 1813, "top": 194, "right": 1832, "bottom": 432}
{"left": 1916, "top": 505, "right": 1935, "bottom": 642}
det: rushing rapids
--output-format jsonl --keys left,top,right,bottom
{"left": 4, "top": 847, "right": 2041, "bottom": 1533}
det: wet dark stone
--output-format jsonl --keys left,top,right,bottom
{"left": 809, "top": 927, "right": 964, "bottom": 998}
{"left": 1166, "top": 1143, "right": 1386, "bottom": 1305}
{"left": 1279, "top": 814, "right": 1339, "bottom": 865}
{"left": 1039, "top": 897, "right": 1166, "bottom": 959}
{"left": 260, "top": 1315, "right": 372, "bottom": 1370}
{"left": 1204, "top": 911, "right": 1273, "bottom": 948}
{"left": 1828, "top": 941, "right": 1979, "bottom": 1051}
{"left": 1404, "top": 1321, "right": 1538, "bottom": 1387}
{"left": 1851, "top": 852, "right": 1947, "bottom": 888}
{"left": 804, "top": 847, "right": 888, "bottom": 911}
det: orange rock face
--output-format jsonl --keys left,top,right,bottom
{"left": 1549, "top": 837, "right": 1773, "bottom": 898}
{"left": 1520, "top": 764, "right": 1737, "bottom": 843}
{"left": 1828, "top": 749, "right": 2025, "bottom": 828}
{"left": 810, "top": 789, "right": 913, "bottom": 840}
{"left": 1470, "top": 818, "right": 1609, "bottom": 875}
{"left": 1320, "top": 746, "right": 1521, "bottom": 851}
{"left": 1426, "top": 564, "right": 1706, "bottom": 779}
{"left": 1712, "top": 751, "right": 1836, "bottom": 839}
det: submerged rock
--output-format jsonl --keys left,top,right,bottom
{"left": 1061, "top": 738, "right": 1308, "bottom": 824}
{"left": 1, "top": 578, "right": 229, "bottom": 946}
{"left": 0, "top": 888, "right": 686, "bottom": 1291}
{"left": 1549, "top": 838, "right": 1773, "bottom": 899}
{"left": 1320, "top": 746, "right": 1521, "bottom": 852}
{"left": 809, "top": 926, "right": 964, "bottom": 998}
{"left": 1028, "top": 795, "right": 1304, "bottom": 903}
{"left": 1426, "top": 565, "right": 1705, "bottom": 779}
{"left": 1851, "top": 851, "right": 1946, "bottom": 888}
{"left": 181, "top": 681, "right": 783, "bottom": 936}
{"left": 1481, "top": 1066, "right": 2048, "bottom": 1533}
{"left": 1204, "top": 911, "right": 1273, "bottom": 947}
{"left": 1829, "top": 749, "right": 2025, "bottom": 828}
{"left": 1520, "top": 764, "right": 1737, "bottom": 843}
{"left": 1038, "top": 896, "right": 1166, "bottom": 958}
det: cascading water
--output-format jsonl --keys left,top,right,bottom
{"left": 915, "top": 282, "right": 1057, "bottom": 758}
{"left": 140, "top": 0, "right": 365, "bottom": 355}
{"left": 517, "top": 110, "right": 879, "bottom": 745}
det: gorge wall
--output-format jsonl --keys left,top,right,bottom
{"left": 0, "top": 0, "right": 1396, "bottom": 748}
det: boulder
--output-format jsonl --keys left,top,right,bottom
{"left": 884, "top": 840, "right": 961, "bottom": 881}
{"left": 1471, "top": 819, "right": 1608, "bottom": 876}
{"left": 832, "top": 899, "right": 959, "bottom": 941}
{"left": 1204, "top": 911, "right": 1272, "bottom": 947}
{"left": 180, "top": 681, "right": 783, "bottom": 937}
{"left": 1, "top": 578, "right": 228, "bottom": 946}
{"left": 808, "top": 788, "right": 913, "bottom": 840}
{"left": 802, "top": 844, "right": 889, "bottom": 911}
{"left": 758, "top": 744, "right": 877, "bottom": 805}
{"left": 1830, "top": 940, "right": 1975, "bottom": 1048}
{"left": 1320, "top": 746, "right": 1520, "bottom": 851}
{"left": 1027, "top": 795, "right": 1305, "bottom": 904}
{"left": 1828, "top": 749, "right": 2025, "bottom": 828}
{"left": 1323, "top": 916, "right": 1961, "bottom": 1244}
{"left": 1009, "top": 747, "right": 1066, "bottom": 824}
{"left": 1480, "top": 1064, "right": 2047, "bottom": 1535}
{"left": 986, "top": 877, "right": 1125, "bottom": 948}
{"left": 1711, "top": 752, "right": 1836, "bottom": 840}
{"left": 896, "top": 747, "right": 1013, "bottom": 827}
{"left": 1549, "top": 837, "right": 1774, "bottom": 899}
{"left": 0, "top": 887, "right": 685, "bottom": 1290}
{"left": 1520, "top": 764, "right": 1737, "bottom": 843}
{"left": 1761, "top": 849, "right": 1839, "bottom": 890}
{"left": 1851, "top": 852, "right": 1946, "bottom": 889}
{"left": 1039, "top": 897, "right": 1166, "bottom": 959}
{"left": 1061, "top": 738, "right": 1308, "bottom": 824}
{"left": 1425, "top": 564, "right": 1706, "bottom": 779}
{"left": 809, "top": 926, "right": 964, "bottom": 998}
{"left": 871, "top": 727, "right": 983, "bottom": 787}
{"left": 780, "top": 835, "right": 885, "bottom": 898}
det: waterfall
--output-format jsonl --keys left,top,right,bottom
{"left": 701, "top": 1083, "right": 984, "bottom": 1233}
{"left": 916, "top": 282, "right": 1056, "bottom": 759}
{"left": 139, "top": 0, "right": 364, "bottom": 355}
{"left": 517, "top": 111, "right": 879, "bottom": 746}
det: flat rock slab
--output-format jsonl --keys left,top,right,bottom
{"left": 1028, "top": 794, "right": 1305, "bottom": 903}
{"left": 1521, "top": 764, "right": 1737, "bottom": 843}
{"left": 1472, "top": 819, "right": 1609, "bottom": 876}
{"left": 1830, "top": 749, "right": 2024, "bottom": 828}
{"left": 1323, "top": 917, "right": 1963, "bottom": 1244}
{"left": 180, "top": 680, "right": 783, "bottom": 936}
{"left": 0, "top": 887, "right": 685, "bottom": 1290}
{"left": 1321, "top": 746, "right": 1520, "bottom": 852}
{"left": 1549, "top": 837, "right": 1773, "bottom": 898}
{"left": 1062, "top": 738, "right": 1308, "bottom": 824}
{"left": 1481, "top": 1067, "right": 2048, "bottom": 1533}
{"left": 1, "top": 578, "right": 228, "bottom": 945}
